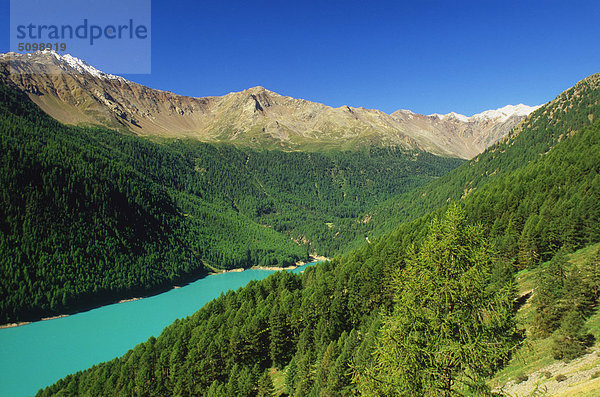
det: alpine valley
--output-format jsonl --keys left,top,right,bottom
{"left": 1, "top": 50, "right": 600, "bottom": 397}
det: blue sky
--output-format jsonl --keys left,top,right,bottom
{"left": 2, "top": 0, "right": 600, "bottom": 115}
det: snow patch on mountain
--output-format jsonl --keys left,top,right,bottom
{"left": 42, "top": 50, "right": 124, "bottom": 81}
{"left": 471, "top": 104, "right": 541, "bottom": 122}
{"left": 429, "top": 112, "right": 469, "bottom": 122}
{"left": 428, "top": 104, "right": 540, "bottom": 123}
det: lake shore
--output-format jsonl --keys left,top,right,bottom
{"left": 117, "top": 297, "right": 143, "bottom": 304}
{"left": 0, "top": 314, "right": 69, "bottom": 330}
{"left": 207, "top": 267, "right": 245, "bottom": 275}
{"left": 1, "top": 256, "right": 329, "bottom": 329}
{"left": 207, "top": 255, "right": 330, "bottom": 274}
{"left": 251, "top": 255, "right": 330, "bottom": 271}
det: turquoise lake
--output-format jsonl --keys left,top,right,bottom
{"left": 0, "top": 263, "right": 316, "bottom": 397}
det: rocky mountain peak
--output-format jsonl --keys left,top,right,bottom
{"left": 0, "top": 51, "right": 542, "bottom": 158}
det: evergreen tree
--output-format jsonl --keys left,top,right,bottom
{"left": 284, "top": 356, "right": 298, "bottom": 395}
{"left": 256, "top": 371, "right": 275, "bottom": 397}
{"left": 355, "top": 205, "right": 521, "bottom": 396}
{"left": 269, "top": 307, "right": 292, "bottom": 368}
{"left": 552, "top": 310, "right": 595, "bottom": 361}
{"left": 531, "top": 250, "right": 568, "bottom": 337}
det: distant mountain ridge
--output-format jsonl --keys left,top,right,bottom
{"left": 0, "top": 51, "right": 540, "bottom": 158}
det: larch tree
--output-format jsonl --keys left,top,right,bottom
{"left": 355, "top": 205, "right": 522, "bottom": 396}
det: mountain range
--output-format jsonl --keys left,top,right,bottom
{"left": 0, "top": 51, "right": 539, "bottom": 159}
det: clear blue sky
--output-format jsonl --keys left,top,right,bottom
{"left": 1, "top": 0, "right": 600, "bottom": 115}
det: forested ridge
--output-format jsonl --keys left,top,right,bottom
{"left": 37, "top": 75, "right": 600, "bottom": 396}
{"left": 160, "top": 140, "right": 461, "bottom": 255}
{"left": 363, "top": 73, "right": 600, "bottom": 239}
{"left": 0, "top": 83, "right": 303, "bottom": 324}
{"left": 0, "top": 81, "right": 461, "bottom": 324}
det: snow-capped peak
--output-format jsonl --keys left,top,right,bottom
{"left": 429, "top": 112, "right": 469, "bottom": 122}
{"left": 447, "top": 112, "right": 469, "bottom": 122}
{"left": 41, "top": 50, "right": 124, "bottom": 81}
{"left": 428, "top": 104, "right": 540, "bottom": 123}
{"left": 471, "top": 104, "right": 541, "bottom": 122}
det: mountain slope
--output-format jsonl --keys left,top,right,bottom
{"left": 37, "top": 77, "right": 600, "bottom": 396}
{"left": 361, "top": 72, "right": 600, "bottom": 239}
{"left": 0, "top": 83, "right": 305, "bottom": 324}
{"left": 491, "top": 243, "right": 600, "bottom": 396}
{"left": 0, "top": 51, "right": 538, "bottom": 158}
{"left": 391, "top": 104, "right": 539, "bottom": 158}
{"left": 0, "top": 81, "right": 463, "bottom": 324}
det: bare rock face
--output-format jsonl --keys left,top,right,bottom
{"left": 0, "top": 51, "right": 540, "bottom": 158}
{"left": 390, "top": 104, "right": 540, "bottom": 158}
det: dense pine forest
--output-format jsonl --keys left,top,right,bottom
{"left": 0, "top": 81, "right": 461, "bottom": 324}
{"left": 36, "top": 74, "right": 600, "bottom": 396}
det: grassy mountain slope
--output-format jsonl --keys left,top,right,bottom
{"left": 491, "top": 243, "right": 600, "bottom": 396}
{"left": 38, "top": 77, "right": 600, "bottom": 396}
